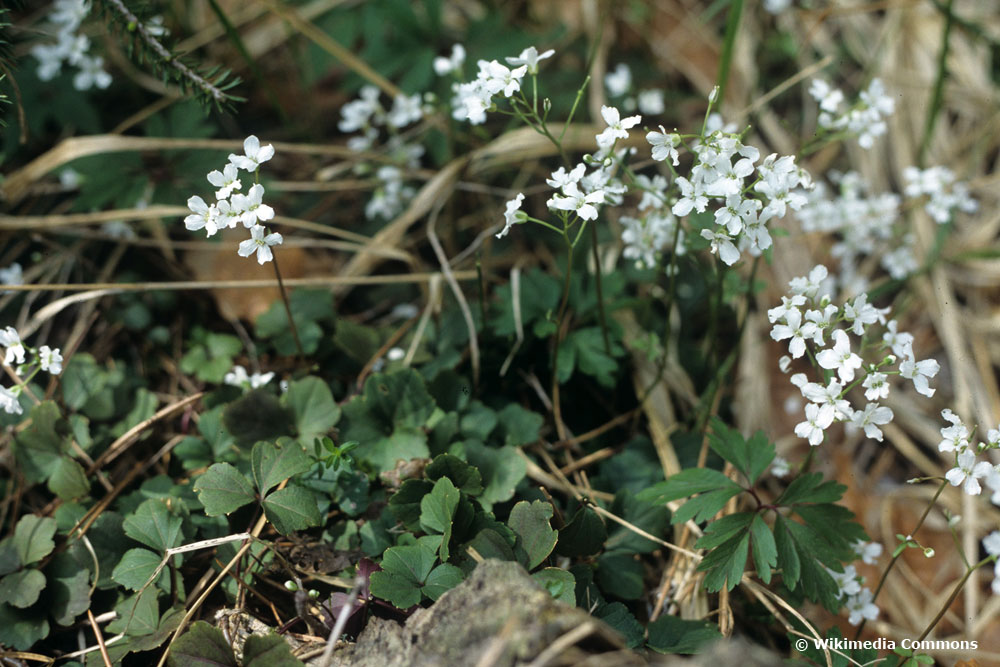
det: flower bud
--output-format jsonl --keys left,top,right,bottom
{"left": 708, "top": 86, "right": 719, "bottom": 104}
{"left": 284, "top": 580, "right": 298, "bottom": 592}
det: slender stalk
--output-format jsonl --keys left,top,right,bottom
{"left": 269, "top": 250, "right": 305, "bottom": 358}
{"left": 916, "top": 556, "right": 992, "bottom": 642}
{"left": 919, "top": 0, "right": 954, "bottom": 167}
{"left": 854, "top": 480, "right": 948, "bottom": 639}
{"left": 551, "top": 240, "right": 575, "bottom": 440}
{"left": 714, "top": 0, "right": 745, "bottom": 112}
{"left": 589, "top": 223, "right": 611, "bottom": 354}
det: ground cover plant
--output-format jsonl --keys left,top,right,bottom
{"left": 1, "top": 0, "right": 999, "bottom": 665}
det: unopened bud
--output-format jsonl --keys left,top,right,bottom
{"left": 708, "top": 86, "right": 719, "bottom": 104}
{"left": 284, "top": 580, "right": 298, "bottom": 592}
{"left": 923, "top": 547, "right": 935, "bottom": 558}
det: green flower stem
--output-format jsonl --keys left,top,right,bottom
{"left": 919, "top": 0, "right": 954, "bottom": 167}
{"left": 590, "top": 222, "right": 611, "bottom": 355}
{"left": 854, "top": 479, "right": 948, "bottom": 639}
{"left": 551, "top": 237, "right": 575, "bottom": 440}
{"left": 916, "top": 555, "right": 992, "bottom": 642}
{"left": 269, "top": 249, "right": 305, "bottom": 359}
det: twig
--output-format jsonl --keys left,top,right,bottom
{"left": 317, "top": 573, "right": 366, "bottom": 667}
{"left": 87, "top": 609, "right": 113, "bottom": 667}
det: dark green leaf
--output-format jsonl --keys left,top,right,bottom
{"left": 380, "top": 542, "right": 436, "bottom": 585}
{"left": 283, "top": 376, "right": 340, "bottom": 443}
{"left": 262, "top": 485, "right": 322, "bottom": 535}
{"left": 13, "top": 514, "right": 57, "bottom": 565}
{"left": 193, "top": 463, "right": 256, "bottom": 516}
{"left": 744, "top": 431, "right": 776, "bottom": 485}
{"left": 776, "top": 472, "right": 845, "bottom": 506}
{"left": 595, "top": 602, "right": 644, "bottom": 649}
{"left": 368, "top": 570, "right": 421, "bottom": 609}
{"left": 698, "top": 530, "right": 749, "bottom": 592}
{"left": 464, "top": 441, "right": 526, "bottom": 510}
{"left": 111, "top": 548, "right": 163, "bottom": 591}
{"left": 47, "top": 456, "right": 90, "bottom": 501}
{"left": 465, "top": 529, "right": 515, "bottom": 562}
{"left": 50, "top": 569, "right": 91, "bottom": 626}
{"left": 671, "top": 485, "right": 744, "bottom": 525}
{"left": 419, "top": 477, "right": 459, "bottom": 561}
{"left": 532, "top": 567, "right": 575, "bottom": 605}
{"left": 0, "top": 603, "right": 49, "bottom": 650}
{"left": 694, "top": 513, "right": 755, "bottom": 550}
{"left": 168, "top": 620, "right": 237, "bottom": 666}
{"left": 555, "top": 507, "right": 606, "bottom": 557}
{"left": 596, "top": 553, "right": 644, "bottom": 600}
{"left": 243, "top": 633, "right": 305, "bottom": 666}
{"left": 0, "top": 538, "right": 20, "bottom": 576}
{"left": 123, "top": 499, "right": 183, "bottom": 552}
{"left": 497, "top": 403, "right": 543, "bottom": 446}
{"left": 636, "top": 468, "right": 739, "bottom": 505}
{"left": 604, "top": 492, "right": 670, "bottom": 554}
{"left": 749, "top": 514, "right": 776, "bottom": 584}
{"left": 222, "top": 390, "right": 294, "bottom": 446}
{"left": 459, "top": 401, "right": 497, "bottom": 440}
{"left": 0, "top": 569, "right": 46, "bottom": 608}
{"left": 107, "top": 589, "right": 159, "bottom": 637}
{"left": 13, "top": 402, "right": 70, "bottom": 484}
{"left": 773, "top": 515, "right": 800, "bottom": 589}
{"left": 388, "top": 479, "right": 434, "bottom": 531}
{"left": 647, "top": 615, "right": 722, "bottom": 654}
{"left": 422, "top": 563, "right": 464, "bottom": 600}
{"left": 508, "top": 500, "right": 557, "bottom": 570}
{"left": 252, "top": 440, "right": 312, "bottom": 496}
{"left": 425, "top": 453, "right": 483, "bottom": 496}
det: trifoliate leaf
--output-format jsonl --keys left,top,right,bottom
{"left": 262, "top": 485, "right": 322, "bottom": 535}
{"left": 425, "top": 453, "right": 483, "bottom": 496}
{"left": 243, "top": 633, "right": 305, "bottom": 667}
{"left": 283, "top": 376, "right": 340, "bottom": 443}
{"left": 168, "top": 620, "right": 237, "bottom": 666}
{"left": 388, "top": 479, "right": 434, "bottom": 531}
{"left": 222, "top": 390, "right": 294, "bottom": 446}
{"left": 464, "top": 441, "right": 525, "bottom": 510}
{"left": 251, "top": 439, "right": 312, "bottom": 496}
{"left": 123, "top": 499, "right": 184, "bottom": 552}
{"left": 508, "top": 500, "right": 557, "bottom": 570}
{"left": 707, "top": 417, "right": 775, "bottom": 485}
{"left": 699, "top": 529, "right": 749, "bottom": 592}
{"left": 0, "top": 569, "right": 46, "bottom": 608}
{"left": 671, "top": 485, "right": 744, "bottom": 524}
{"left": 775, "top": 472, "right": 846, "bottom": 506}
{"left": 13, "top": 514, "right": 57, "bottom": 566}
{"left": 193, "top": 463, "right": 256, "bottom": 516}
{"left": 532, "top": 567, "right": 575, "bottom": 605}
{"left": 380, "top": 542, "right": 436, "bottom": 584}
{"left": 419, "top": 477, "right": 460, "bottom": 561}
{"left": 647, "top": 615, "right": 722, "bottom": 654}
{"left": 112, "top": 548, "right": 163, "bottom": 591}
{"left": 694, "top": 512, "right": 754, "bottom": 550}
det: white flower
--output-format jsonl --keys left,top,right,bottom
{"left": 0, "top": 386, "right": 22, "bottom": 415}
{"left": 809, "top": 79, "right": 844, "bottom": 114}
{"left": 796, "top": 402, "right": 834, "bottom": 446}
{"left": 387, "top": 93, "right": 423, "bottom": 129}
{"left": 184, "top": 195, "right": 220, "bottom": 237}
{"left": 882, "top": 320, "right": 914, "bottom": 358}
{"left": 788, "top": 265, "right": 830, "bottom": 300}
{"left": 771, "top": 456, "right": 791, "bottom": 478}
{"left": 672, "top": 177, "right": 708, "bottom": 216}
{"left": 699, "top": 229, "right": 740, "bottom": 266}
{"left": 945, "top": 450, "right": 993, "bottom": 495}
{"left": 0, "top": 327, "right": 26, "bottom": 365}
{"left": 637, "top": 89, "right": 665, "bottom": 115}
{"left": 994, "top": 560, "right": 1000, "bottom": 595}
{"left": 983, "top": 531, "right": 1000, "bottom": 557}
{"left": 207, "top": 163, "right": 242, "bottom": 200}
{"left": 845, "top": 588, "right": 879, "bottom": 625}
{"left": 862, "top": 372, "right": 889, "bottom": 401}
{"left": 231, "top": 183, "right": 275, "bottom": 228}
{"left": 72, "top": 53, "right": 111, "bottom": 90}
{"left": 546, "top": 164, "right": 586, "bottom": 190}
{"left": 850, "top": 402, "right": 893, "bottom": 442}
{"left": 826, "top": 564, "right": 862, "bottom": 598}
{"left": 39, "top": 346, "right": 63, "bottom": 375}
{"left": 605, "top": 63, "right": 631, "bottom": 97}
{"left": 224, "top": 365, "right": 274, "bottom": 389}
{"left": 596, "top": 105, "right": 641, "bottom": 148}
{"left": 505, "top": 46, "right": 554, "bottom": 74}
{"left": 387, "top": 347, "right": 406, "bottom": 361}
{"left": 844, "top": 293, "right": 878, "bottom": 336}
{"left": 497, "top": 193, "right": 526, "bottom": 239}
{"left": 646, "top": 127, "right": 681, "bottom": 165}
{"left": 899, "top": 355, "right": 940, "bottom": 398}
{"left": 853, "top": 540, "right": 883, "bottom": 565}
{"left": 770, "top": 309, "right": 817, "bottom": 359}
{"left": 548, "top": 182, "right": 605, "bottom": 221}
{"left": 938, "top": 409, "right": 970, "bottom": 453}
{"left": 229, "top": 135, "right": 275, "bottom": 172}
{"left": 434, "top": 44, "right": 466, "bottom": 76}
{"left": 238, "top": 225, "right": 283, "bottom": 265}
{"left": 816, "top": 329, "right": 862, "bottom": 382}
{"left": 480, "top": 60, "right": 526, "bottom": 97}
{"left": 985, "top": 466, "right": 1000, "bottom": 506}
{"left": 767, "top": 294, "right": 807, "bottom": 324}
{"left": 0, "top": 263, "right": 23, "bottom": 294}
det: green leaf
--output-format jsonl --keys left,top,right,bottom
{"left": 671, "top": 486, "right": 743, "bottom": 525}
{"left": 743, "top": 431, "right": 776, "bottom": 486}
{"left": 112, "top": 548, "right": 163, "bottom": 591}
{"left": 168, "top": 620, "right": 237, "bottom": 666}
{"left": 262, "top": 485, "right": 322, "bottom": 535}
{"left": 0, "top": 603, "right": 49, "bottom": 651}
{"left": 106, "top": 589, "right": 160, "bottom": 637}
{"left": 368, "top": 570, "right": 421, "bottom": 609}
{"left": 243, "top": 633, "right": 305, "bottom": 667}
{"left": 604, "top": 492, "right": 670, "bottom": 554}
{"left": 0, "top": 569, "right": 46, "bottom": 608}
{"left": 555, "top": 507, "right": 606, "bottom": 557}
{"left": 223, "top": 390, "right": 295, "bottom": 446}
{"left": 794, "top": 504, "right": 867, "bottom": 562}
{"left": 532, "top": 567, "right": 575, "bottom": 605}
{"left": 47, "top": 456, "right": 90, "bottom": 500}
{"left": 749, "top": 514, "right": 776, "bottom": 584}
{"left": 595, "top": 602, "right": 644, "bottom": 649}
{"left": 636, "top": 468, "right": 739, "bottom": 504}
{"left": 466, "top": 529, "right": 515, "bottom": 562}
{"left": 773, "top": 515, "right": 800, "bottom": 589}
{"left": 380, "top": 542, "right": 436, "bottom": 584}
{"left": 256, "top": 289, "right": 333, "bottom": 355}
{"left": 110, "top": 387, "right": 159, "bottom": 438}
{"left": 596, "top": 553, "right": 644, "bottom": 600}
{"left": 0, "top": 539, "right": 19, "bottom": 576}
{"left": 388, "top": 479, "right": 434, "bottom": 531}
{"left": 252, "top": 440, "right": 312, "bottom": 496}
{"left": 13, "top": 514, "right": 57, "bottom": 565}
{"left": 425, "top": 453, "right": 483, "bottom": 496}
{"left": 497, "top": 403, "right": 543, "bottom": 446}
{"left": 776, "top": 472, "right": 846, "bottom": 506}
{"left": 61, "top": 354, "right": 107, "bottom": 411}
{"left": 50, "top": 569, "right": 92, "bottom": 626}
{"left": 698, "top": 529, "right": 750, "bottom": 592}
{"left": 13, "top": 402, "right": 70, "bottom": 484}
{"left": 508, "top": 500, "right": 557, "bottom": 570}
{"left": 422, "top": 563, "right": 464, "bottom": 600}
{"left": 459, "top": 401, "right": 497, "bottom": 440}
{"left": 464, "top": 441, "right": 526, "bottom": 510}
{"left": 283, "top": 376, "right": 340, "bottom": 443}
{"left": 342, "top": 369, "right": 436, "bottom": 437}
{"left": 123, "top": 499, "right": 183, "bottom": 552}
{"left": 646, "top": 615, "right": 722, "bottom": 654}
{"left": 566, "top": 327, "right": 624, "bottom": 388}
{"left": 419, "top": 477, "right": 459, "bottom": 561}
{"left": 694, "top": 513, "right": 755, "bottom": 550}
{"left": 179, "top": 332, "right": 242, "bottom": 384}
{"left": 193, "top": 463, "right": 256, "bottom": 516}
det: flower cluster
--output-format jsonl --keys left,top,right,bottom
{"left": 29, "top": 0, "right": 113, "bottom": 91}
{"left": 450, "top": 46, "right": 553, "bottom": 124}
{"left": 183, "top": 136, "right": 282, "bottom": 265}
{"left": 770, "top": 265, "right": 940, "bottom": 446}
{"left": 604, "top": 63, "right": 666, "bottom": 116}
{"left": 0, "top": 327, "right": 63, "bottom": 416}
{"left": 223, "top": 365, "right": 274, "bottom": 391}
{"left": 903, "top": 166, "right": 978, "bottom": 224}
{"left": 984, "top": 532, "right": 1000, "bottom": 595}
{"left": 936, "top": 409, "right": 1000, "bottom": 499}
{"left": 0, "top": 263, "right": 23, "bottom": 294}
{"left": 809, "top": 78, "right": 895, "bottom": 148}
{"left": 338, "top": 85, "right": 425, "bottom": 152}
{"left": 824, "top": 540, "right": 883, "bottom": 625}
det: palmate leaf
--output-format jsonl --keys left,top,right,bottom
{"left": 694, "top": 513, "right": 753, "bottom": 592}
{"left": 638, "top": 468, "right": 743, "bottom": 526}
{"left": 776, "top": 472, "right": 847, "bottom": 506}
{"left": 707, "top": 417, "right": 775, "bottom": 485}
{"left": 193, "top": 463, "right": 256, "bottom": 516}
{"left": 774, "top": 514, "right": 843, "bottom": 611}
{"left": 251, "top": 439, "right": 312, "bottom": 496}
